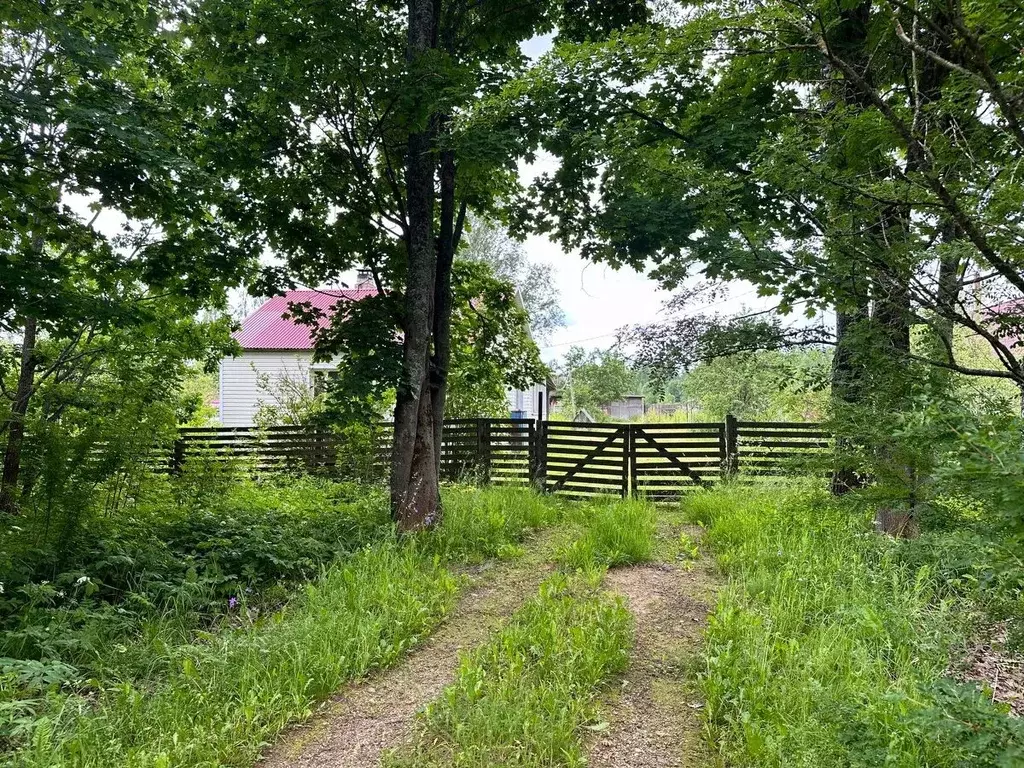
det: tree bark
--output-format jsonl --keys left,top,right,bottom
{"left": 1, "top": 316, "right": 38, "bottom": 513}
{"left": 390, "top": 0, "right": 441, "bottom": 531}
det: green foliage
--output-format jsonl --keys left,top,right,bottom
{"left": 17, "top": 544, "right": 458, "bottom": 768}
{"left": 1, "top": 477, "right": 570, "bottom": 764}
{"left": 460, "top": 214, "right": 567, "bottom": 342}
{"left": 683, "top": 350, "right": 831, "bottom": 421}
{"left": 0, "top": 475, "right": 390, "bottom": 669}
{"left": 556, "top": 498, "right": 656, "bottom": 570}
{"left": 310, "top": 260, "right": 547, "bottom": 422}
{"left": 387, "top": 572, "right": 632, "bottom": 768}
{"left": 423, "top": 485, "right": 562, "bottom": 563}
{"left": 688, "top": 483, "right": 1023, "bottom": 767}
{"left": 555, "top": 346, "right": 645, "bottom": 418}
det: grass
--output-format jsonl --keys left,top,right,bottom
{"left": 556, "top": 497, "right": 657, "bottom": 570}
{"left": 386, "top": 572, "right": 632, "bottom": 768}
{"left": 423, "top": 484, "right": 564, "bottom": 563}
{"left": 17, "top": 544, "right": 457, "bottom": 767}
{"left": 4, "top": 482, "right": 566, "bottom": 767}
{"left": 688, "top": 482, "right": 1024, "bottom": 767}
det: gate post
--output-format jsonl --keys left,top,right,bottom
{"left": 724, "top": 413, "right": 739, "bottom": 478}
{"left": 479, "top": 419, "right": 492, "bottom": 484}
{"left": 621, "top": 425, "right": 631, "bottom": 499}
{"left": 171, "top": 436, "right": 185, "bottom": 476}
{"left": 530, "top": 418, "right": 547, "bottom": 492}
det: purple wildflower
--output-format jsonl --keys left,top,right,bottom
{"left": 228, "top": 596, "right": 239, "bottom": 609}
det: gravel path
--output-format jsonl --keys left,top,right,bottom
{"left": 258, "top": 548, "right": 554, "bottom": 768}
{"left": 587, "top": 524, "right": 718, "bottom": 768}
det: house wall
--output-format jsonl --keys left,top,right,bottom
{"left": 219, "top": 351, "right": 314, "bottom": 426}
{"left": 507, "top": 382, "right": 547, "bottom": 420}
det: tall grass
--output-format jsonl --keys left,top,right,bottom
{"left": 689, "top": 483, "right": 1023, "bottom": 767}
{"left": 557, "top": 498, "right": 657, "bottom": 570}
{"left": 424, "top": 485, "right": 562, "bottom": 563}
{"left": 387, "top": 572, "right": 632, "bottom": 767}
{"left": 16, "top": 545, "right": 456, "bottom": 767}
{"left": 7, "top": 485, "right": 565, "bottom": 767}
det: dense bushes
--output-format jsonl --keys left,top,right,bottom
{"left": 0, "top": 471, "right": 390, "bottom": 754}
{"left": 689, "top": 483, "right": 1024, "bottom": 767}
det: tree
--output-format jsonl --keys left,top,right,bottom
{"left": 683, "top": 351, "right": 832, "bottom": 422}
{"left": 460, "top": 214, "right": 567, "bottom": 341}
{"left": 555, "top": 346, "right": 643, "bottom": 417}
{"left": 503, "top": 0, "right": 1024, "bottom": 395}
{"left": 0, "top": 0, "right": 253, "bottom": 512}
{"left": 188, "top": 0, "right": 645, "bottom": 530}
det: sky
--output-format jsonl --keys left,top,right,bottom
{"left": 516, "top": 33, "right": 776, "bottom": 364}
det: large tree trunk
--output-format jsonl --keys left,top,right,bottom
{"left": 390, "top": 0, "right": 441, "bottom": 531}
{"left": 1, "top": 316, "right": 38, "bottom": 514}
{"left": 430, "top": 147, "right": 458, "bottom": 477}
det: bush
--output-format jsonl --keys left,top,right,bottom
{"left": 0, "top": 475, "right": 390, "bottom": 670}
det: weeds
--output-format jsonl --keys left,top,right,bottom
{"left": 557, "top": 498, "right": 656, "bottom": 570}
{"left": 689, "top": 483, "right": 1024, "bottom": 767}
{"left": 423, "top": 485, "right": 562, "bottom": 563}
{"left": 387, "top": 572, "right": 632, "bottom": 767}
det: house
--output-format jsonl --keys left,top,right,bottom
{"left": 219, "top": 277, "right": 548, "bottom": 426}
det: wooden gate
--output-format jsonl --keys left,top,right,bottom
{"left": 629, "top": 422, "right": 726, "bottom": 500}
{"left": 540, "top": 422, "right": 629, "bottom": 499}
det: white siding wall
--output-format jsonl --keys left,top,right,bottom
{"left": 506, "top": 382, "right": 547, "bottom": 420}
{"left": 219, "top": 351, "right": 314, "bottom": 426}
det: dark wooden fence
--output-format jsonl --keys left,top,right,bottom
{"left": 166, "top": 415, "right": 831, "bottom": 500}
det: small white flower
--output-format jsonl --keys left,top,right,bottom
{"left": 75, "top": 576, "right": 90, "bottom": 585}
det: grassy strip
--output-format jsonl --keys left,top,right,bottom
{"left": 18, "top": 545, "right": 457, "bottom": 767}
{"left": 11, "top": 485, "right": 563, "bottom": 767}
{"left": 387, "top": 572, "right": 632, "bottom": 768}
{"left": 556, "top": 497, "right": 657, "bottom": 569}
{"left": 689, "top": 483, "right": 1024, "bottom": 767}
{"left": 424, "top": 485, "right": 564, "bottom": 563}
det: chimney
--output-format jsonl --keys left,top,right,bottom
{"left": 355, "top": 268, "right": 375, "bottom": 290}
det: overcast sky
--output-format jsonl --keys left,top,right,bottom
{"left": 516, "top": 33, "right": 777, "bottom": 364}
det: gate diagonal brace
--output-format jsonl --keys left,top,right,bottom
{"left": 548, "top": 427, "right": 624, "bottom": 494}
{"left": 635, "top": 429, "right": 709, "bottom": 488}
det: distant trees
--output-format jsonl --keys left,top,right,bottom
{"left": 555, "top": 347, "right": 645, "bottom": 417}
{"left": 461, "top": 215, "right": 567, "bottom": 342}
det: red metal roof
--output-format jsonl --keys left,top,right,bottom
{"left": 234, "top": 288, "right": 377, "bottom": 350}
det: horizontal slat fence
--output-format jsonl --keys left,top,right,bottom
{"left": 542, "top": 422, "right": 628, "bottom": 499}
{"left": 734, "top": 420, "right": 832, "bottom": 478}
{"left": 165, "top": 416, "right": 833, "bottom": 499}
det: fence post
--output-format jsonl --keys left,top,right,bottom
{"left": 724, "top": 413, "right": 739, "bottom": 478}
{"left": 535, "top": 419, "right": 548, "bottom": 492}
{"left": 171, "top": 436, "right": 185, "bottom": 476}
{"left": 621, "top": 425, "right": 631, "bottom": 499}
{"left": 629, "top": 425, "right": 638, "bottom": 498}
{"left": 476, "top": 419, "right": 492, "bottom": 484}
